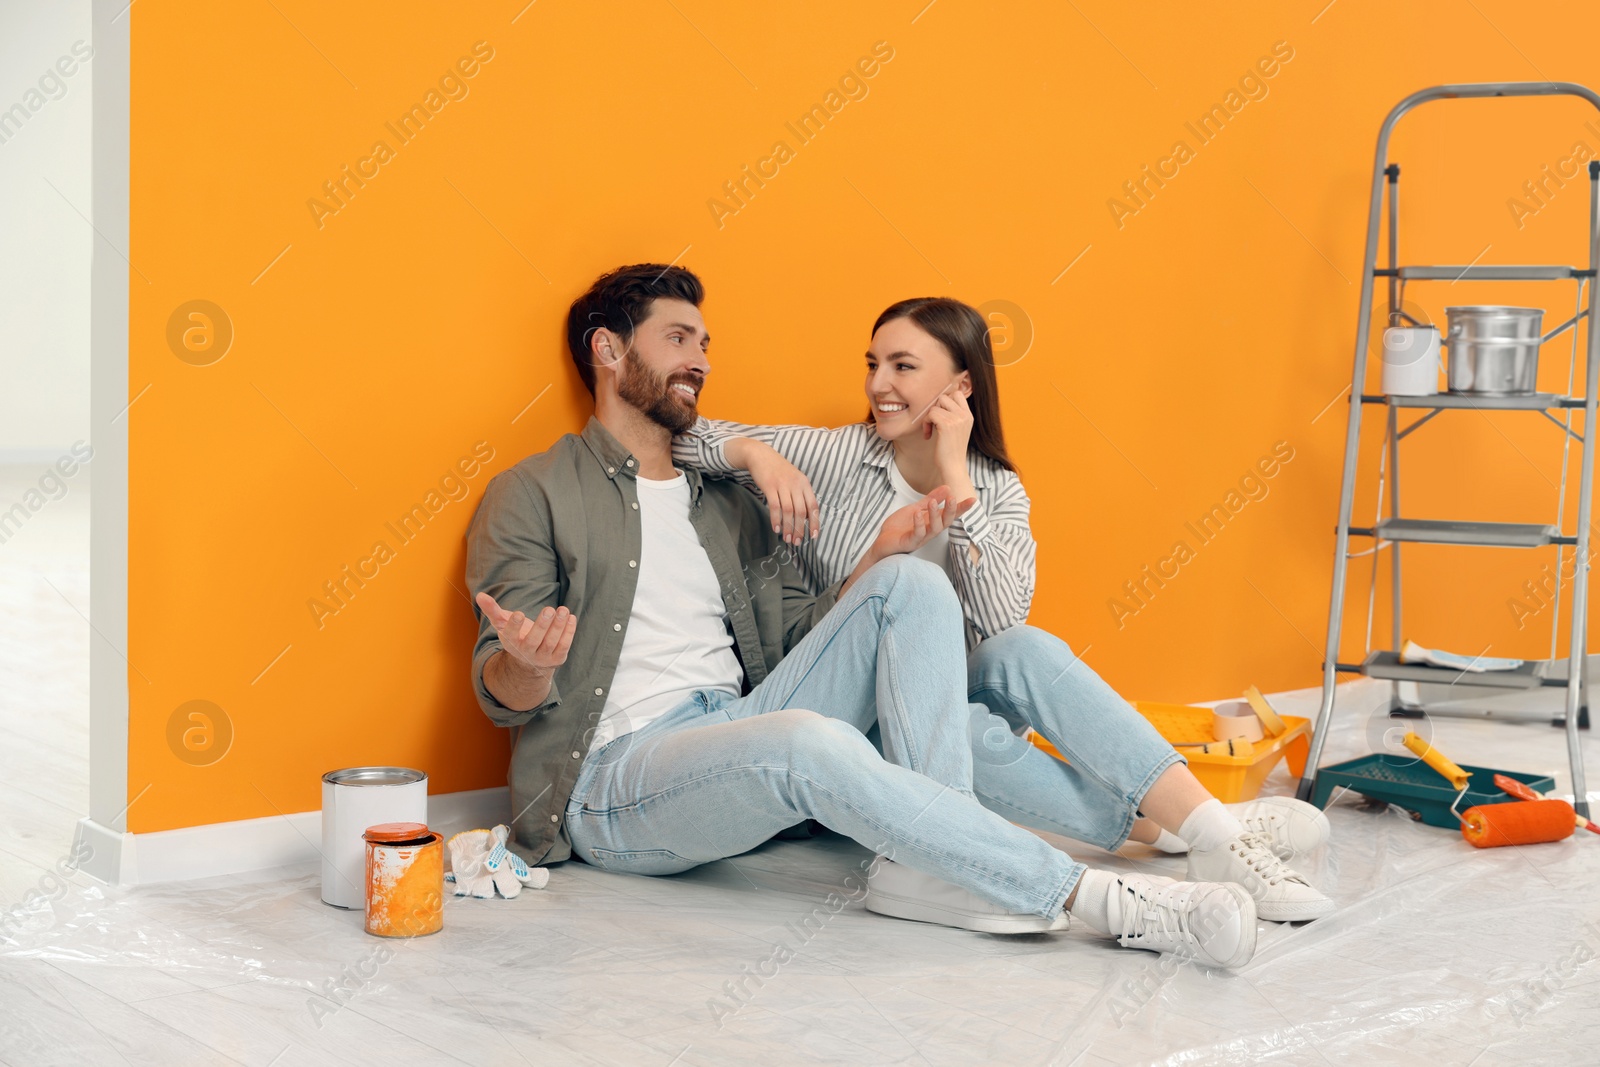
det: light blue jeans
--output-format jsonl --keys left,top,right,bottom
{"left": 960, "top": 624, "right": 1185, "bottom": 850}
{"left": 565, "top": 556, "right": 1082, "bottom": 918}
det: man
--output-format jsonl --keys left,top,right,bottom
{"left": 466, "top": 264, "right": 1261, "bottom": 968}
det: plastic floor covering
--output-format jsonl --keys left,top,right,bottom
{"left": 2, "top": 469, "right": 1598, "bottom": 1065}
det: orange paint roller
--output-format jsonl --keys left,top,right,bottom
{"left": 1494, "top": 774, "right": 1600, "bottom": 837}
{"left": 1459, "top": 799, "right": 1575, "bottom": 848}
{"left": 1399, "top": 732, "right": 1577, "bottom": 848}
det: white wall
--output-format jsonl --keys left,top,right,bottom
{"left": 0, "top": 0, "right": 93, "bottom": 461}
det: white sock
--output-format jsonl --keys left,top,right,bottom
{"left": 1066, "top": 867, "right": 1120, "bottom": 936}
{"left": 1150, "top": 827, "right": 1189, "bottom": 854}
{"left": 1179, "top": 798, "right": 1245, "bottom": 853}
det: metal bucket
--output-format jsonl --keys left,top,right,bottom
{"left": 1444, "top": 305, "right": 1544, "bottom": 395}
{"left": 321, "top": 767, "right": 428, "bottom": 909}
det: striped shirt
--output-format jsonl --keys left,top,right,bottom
{"left": 672, "top": 417, "right": 1036, "bottom": 652}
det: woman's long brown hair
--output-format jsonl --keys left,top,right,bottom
{"left": 868, "top": 297, "right": 1018, "bottom": 475}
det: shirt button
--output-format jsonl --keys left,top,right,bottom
{"left": 549, "top": 814, "right": 559, "bottom": 823}
{"left": 631, "top": 502, "right": 639, "bottom": 510}
{"left": 625, "top": 459, "right": 634, "bottom": 467}
{"left": 628, "top": 560, "right": 637, "bottom": 568}
{"left": 594, "top": 687, "right": 604, "bottom": 695}
{"left": 613, "top": 623, "right": 621, "bottom": 631}
{"left": 607, "top": 465, "right": 615, "bottom": 474}
{"left": 572, "top": 751, "right": 581, "bottom": 759}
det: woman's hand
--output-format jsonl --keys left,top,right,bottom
{"left": 839, "top": 485, "right": 976, "bottom": 596}
{"left": 922, "top": 386, "right": 974, "bottom": 476}
{"left": 870, "top": 485, "right": 977, "bottom": 558}
{"left": 735, "top": 438, "right": 820, "bottom": 546}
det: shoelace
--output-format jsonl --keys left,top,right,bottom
{"left": 1117, "top": 879, "right": 1189, "bottom": 947}
{"left": 1231, "top": 830, "right": 1308, "bottom": 887}
{"left": 1239, "top": 812, "right": 1283, "bottom": 837}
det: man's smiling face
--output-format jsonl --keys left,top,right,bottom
{"left": 609, "top": 297, "right": 709, "bottom": 435}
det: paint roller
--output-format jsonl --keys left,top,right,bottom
{"left": 1493, "top": 774, "right": 1599, "bottom": 837}
{"left": 1401, "top": 732, "right": 1577, "bottom": 849}
{"left": 1459, "top": 799, "right": 1575, "bottom": 849}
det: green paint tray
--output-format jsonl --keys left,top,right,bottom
{"left": 1311, "top": 754, "right": 1556, "bottom": 829}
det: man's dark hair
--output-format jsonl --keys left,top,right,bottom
{"left": 565, "top": 264, "right": 704, "bottom": 396}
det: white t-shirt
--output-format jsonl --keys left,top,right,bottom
{"left": 589, "top": 469, "right": 745, "bottom": 751}
{"left": 883, "top": 458, "right": 955, "bottom": 582}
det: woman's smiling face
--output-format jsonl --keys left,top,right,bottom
{"left": 865, "top": 316, "right": 971, "bottom": 442}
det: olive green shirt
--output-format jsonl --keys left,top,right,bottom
{"left": 465, "top": 416, "right": 842, "bottom": 865}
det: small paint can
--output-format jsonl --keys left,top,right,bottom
{"left": 363, "top": 822, "right": 443, "bottom": 938}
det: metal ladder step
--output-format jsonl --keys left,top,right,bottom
{"left": 1353, "top": 517, "right": 1564, "bottom": 547}
{"left": 1337, "top": 650, "right": 1547, "bottom": 689}
{"left": 1358, "top": 392, "right": 1583, "bottom": 410}
{"left": 1375, "top": 265, "right": 1592, "bottom": 280}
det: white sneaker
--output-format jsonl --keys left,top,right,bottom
{"left": 1187, "top": 830, "right": 1335, "bottom": 922}
{"left": 1227, "top": 797, "right": 1331, "bottom": 859}
{"left": 1106, "top": 873, "right": 1257, "bottom": 970}
{"left": 864, "top": 858, "right": 1071, "bottom": 934}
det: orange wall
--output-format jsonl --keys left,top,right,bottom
{"left": 129, "top": 1, "right": 1600, "bottom": 832}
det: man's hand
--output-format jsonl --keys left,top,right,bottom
{"left": 476, "top": 592, "right": 578, "bottom": 711}
{"left": 477, "top": 592, "right": 578, "bottom": 675}
{"left": 729, "top": 437, "right": 820, "bottom": 546}
{"left": 839, "top": 485, "right": 976, "bottom": 596}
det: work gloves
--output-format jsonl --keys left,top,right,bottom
{"left": 445, "top": 824, "right": 550, "bottom": 899}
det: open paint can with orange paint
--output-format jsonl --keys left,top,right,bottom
{"left": 363, "top": 822, "right": 444, "bottom": 938}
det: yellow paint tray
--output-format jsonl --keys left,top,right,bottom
{"left": 1028, "top": 700, "right": 1312, "bottom": 804}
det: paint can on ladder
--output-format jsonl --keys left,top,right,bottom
{"left": 321, "top": 767, "right": 428, "bottom": 909}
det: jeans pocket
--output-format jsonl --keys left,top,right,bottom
{"left": 586, "top": 847, "right": 695, "bottom": 876}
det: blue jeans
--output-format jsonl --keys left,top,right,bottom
{"left": 564, "top": 556, "right": 1080, "bottom": 918}
{"left": 961, "top": 625, "right": 1185, "bottom": 850}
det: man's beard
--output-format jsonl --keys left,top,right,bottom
{"left": 617, "top": 350, "right": 698, "bottom": 434}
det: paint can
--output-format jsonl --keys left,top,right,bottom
{"left": 321, "top": 767, "right": 428, "bottom": 909}
{"left": 364, "top": 822, "right": 444, "bottom": 938}
{"left": 1380, "top": 326, "right": 1442, "bottom": 396}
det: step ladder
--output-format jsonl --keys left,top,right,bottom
{"left": 1297, "top": 82, "right": 1600, "bottom": 817}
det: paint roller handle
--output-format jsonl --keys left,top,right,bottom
{"left": 1401, "top": 732, "right": 1471, "bottom": 791}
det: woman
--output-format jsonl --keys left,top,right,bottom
{"left": 672, "top": 297, "right": 1334, "bottom": 923}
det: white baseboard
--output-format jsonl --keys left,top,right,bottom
{"left": 73, "top": 814, "right": 136, "bottom": 885}
{"left": 73, "top": 787, "right": 510, "bottom": 886}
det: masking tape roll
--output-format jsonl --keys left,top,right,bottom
{"left": 1242, "top": 686, "right": 1289, "bottom": 737}
{"left": 1212, "top": 701, "right": 1266, "bottom": 743}
{"left": 1402, "top": 732, "right": 1471, "bottom": 791}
